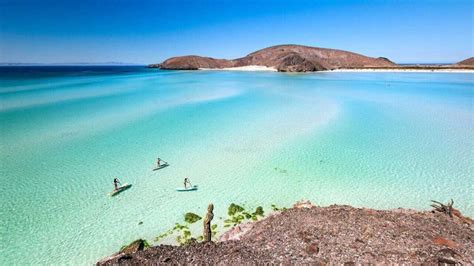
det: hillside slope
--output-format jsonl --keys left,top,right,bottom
{"left": 98, "top": 203, "right": 473, "bottom": 264}
{"left": 152, "top": 44, "right": 397, "bottom": 72}
{"left": 455, "top": 57, "right": 474, "bottom": 66}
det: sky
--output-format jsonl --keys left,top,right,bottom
{"left": 0, "top": 0, "right": 472, "bottom": 64}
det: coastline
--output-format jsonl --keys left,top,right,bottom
{"left": 322, "top": 68, "right": 474, "bottom": 73}
{"left": 199, "top": 65, "right": 277, "bottom": 72}
{"left": 193, "top": 66, "right": 474, "bottom": 73}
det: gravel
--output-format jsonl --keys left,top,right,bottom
{"left": 97, "top": 204, "right": 473, "bottom": 265}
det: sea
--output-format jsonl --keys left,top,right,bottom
{"left": 1, "top": 66, "right": 473, "bottom": 264}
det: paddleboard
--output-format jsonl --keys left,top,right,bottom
{"left": 109, "top": 183, "right": 132, "bottom": 196}
{"left": 176, "top": 185, "right": 198, "bottom": 192}
{"left": 153, "top": 163, "right": 169, "bottom": 171}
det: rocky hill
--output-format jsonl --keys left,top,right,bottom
{"left": 98, "top": 201, "right": 473, "bottom": 265}
{"left": 151, "top": 44, "right": 397, "bottom": 72}
{"left": 455, "top": 57, "right": 474, "bottom": 66}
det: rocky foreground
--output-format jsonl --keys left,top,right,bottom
{"left": 98, "top": 202, "right": 473, "bottom": 264}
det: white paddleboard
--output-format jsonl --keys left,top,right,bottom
{"left": 153, "top": 163, "right": 169, "bottom": 171}
{"left": 109, "top": 183, "right": 132, "bottom": 196}
{"left": 176, "top": 185, "right": 198, "bottom": 192}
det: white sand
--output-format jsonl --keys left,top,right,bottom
{"left": 322, "top": 68, "right": 474, "bottom": 73}
{"left": 200, "top": 66, "right": 473, "bottom": 73}
{"left": 199, "top": 65, "right": 277, "bottom": 72}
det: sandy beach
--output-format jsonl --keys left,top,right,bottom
{"left": 199, "top": 65, "right": 277, "bottom": 71}
{"left": 323, "top": 68, "right": 474, "bottom": 73}
{"left": 198, "top": 66, "right": 474, "bottom": 73}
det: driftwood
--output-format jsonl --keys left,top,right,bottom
{"left": 431, "top": 199, "right": 454, "bottom": 217}
{"left": 203, "top": 203, "right": 214, "bottom": 242}
{"left": 431, "top": 199, "right": 473, "bottom": 224}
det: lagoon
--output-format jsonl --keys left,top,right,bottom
{"left": 1, "top": 66, "right": 473, "bottom": 264}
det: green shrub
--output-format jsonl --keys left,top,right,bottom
{"left": 184, "top": 212, "right": 202, "bottom": 224}
{"left": 228, "top": 203, "right": 245, "bottom": 216}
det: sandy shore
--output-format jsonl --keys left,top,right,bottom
{"left": 322, "top": 68, "right": 474, "bottom": 73}
{"left": 199, "top": 65, "right": 277, "bottom": 72}
{"left": 198, "top": 66, "right": 473, "bottom": 73}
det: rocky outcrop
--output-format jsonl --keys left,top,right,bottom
{"left": 455, "top": 57, "right": 474, "bottom": 66}
{"left": 98, "top": 204, "right": 473, "bottom": 265}
{"left": 120, "top": 239, "right": 147, "bottom": 254}
{"left": 97, "top": 239, "right": 149, "bottom": 265}
{"left": 157, "top": 56, "right": 234, "bottom": 70}
{"left": 151, "top": 44, "right": 397, "bottom": 72}
{"left": 203, "top": 204, "right": 214, "bottom": 242}
{"left": 275, "top": 52, "right": 325, "bottom": 72}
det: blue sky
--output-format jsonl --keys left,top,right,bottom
{"left": 0, "top": 0, "right": 472, "bottom": 64}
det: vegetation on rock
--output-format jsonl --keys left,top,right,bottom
{"left": 120, "top": 239, "right": 150, "bottom": 254}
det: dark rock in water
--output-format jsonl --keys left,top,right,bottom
{"left": 150, "top": 44, "right": 398, "bottom": 72}
{"left": 147, "top": 63, "right": 161, "bottom": 68}
{"left": 120, "top": 239, "right": 147, "bottom": 254}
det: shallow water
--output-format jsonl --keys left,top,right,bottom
{"left": 1, "top": 67, "right": 473, "bottom": 264}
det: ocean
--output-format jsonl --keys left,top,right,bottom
{"left": 1, "top": 66, "right": 473, "bottom": 264}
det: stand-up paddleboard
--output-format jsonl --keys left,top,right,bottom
{"left": 176, "top": 185, "right": 198, "bottom": 192}
{"left": 153, "top": 163, "right": 169, "bottom": 171}
{"left": 109, "top": 183, "right": 132, "bottom": 196}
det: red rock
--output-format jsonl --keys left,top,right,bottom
{"left": 432, "top": 236, "right": 459, "bottom": 248}
{"left": 305, "top": 243, "right": 319, "bottom": 255}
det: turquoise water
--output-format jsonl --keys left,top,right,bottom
{"left": 1, "top": 67, "right": 473, "bottom": 264}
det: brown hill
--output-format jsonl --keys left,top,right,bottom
{"left": 149, "top": 56, "right": 233, "bottom": 70}
{"left": 455, "top": 57, "right": 474, "bottom": 66}
{"left": 152, "top": 44, "right": 397, "bottom": 72}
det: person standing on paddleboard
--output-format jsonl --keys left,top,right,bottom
{"left": 113, "top": 178, "right": 121, "bottom": 190}
{"left": 157, "top": 158, "right": 161, "bottom": 167}
{"left": 184, "top": 177, "right": 191, "bottom": 189}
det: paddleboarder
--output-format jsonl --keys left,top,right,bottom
{"left": 113, "top": 177, "right": 121, "bottom": 190}
{"left": 156, "top": 157, "right": 162, "bottom": 168}
{"left": 184, "top": 177, "right": 191, "bottom": 189}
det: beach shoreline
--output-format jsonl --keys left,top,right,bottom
{"left": 322, "top": 68, "right": 474, "bottom": 73}
{"left": 199, "top": 65, "right": 278, "bottom": 72}
{"left": 196, "top": 66, "right": 474, "bottom": 73}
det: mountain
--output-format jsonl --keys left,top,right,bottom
{"left": 455, "top": 57, "right": 474, "bottom": 66}
{"left": 150, "top": 44, "right": 397, "bottom": 72}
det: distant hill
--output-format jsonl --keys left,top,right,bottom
{"left": 455, "top": 57, "right": 474, "bottom": 66}
{"left": 150, "top": 44, "right": 397, "bottom": 72}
